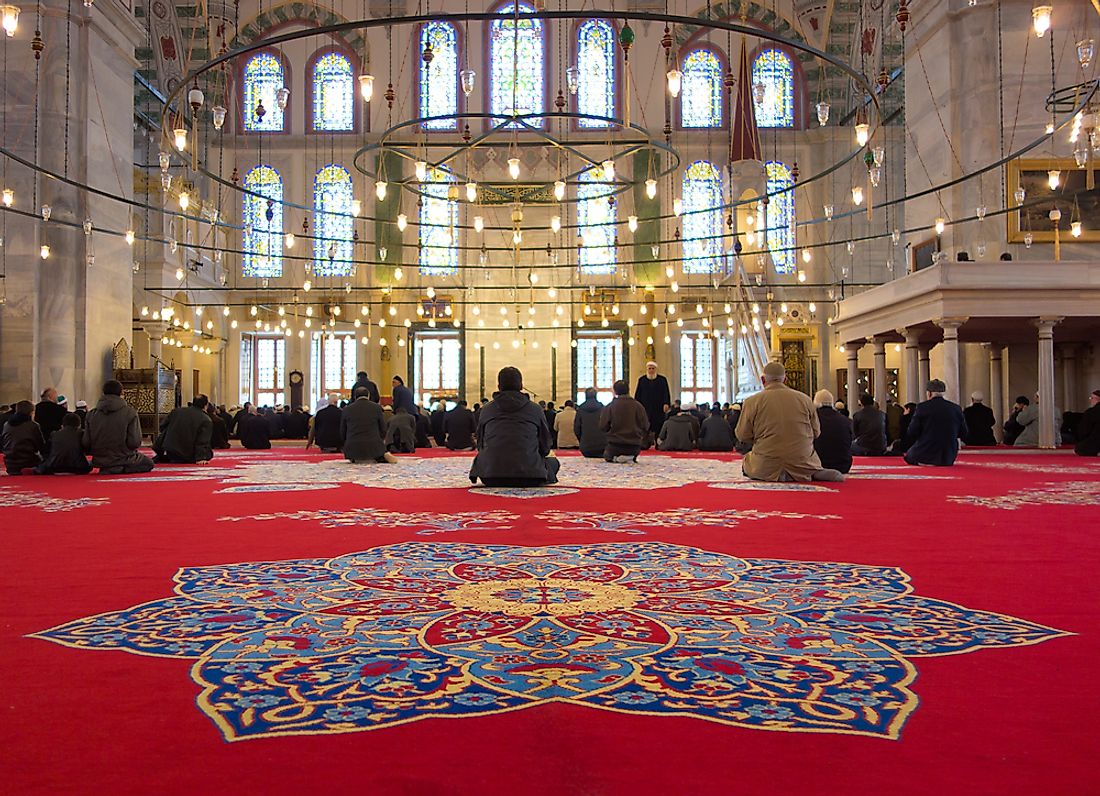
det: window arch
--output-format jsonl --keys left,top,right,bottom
{"left": 765, "top": 161, "right": 795, "bottom": 275}
{"left": 419, "top": 166, "right": 459, "bottom": 276}
{"left": 575, "top": 19, "right": 616, "bottom": 129}
{"left": 682, "top": 160, "right": 723, "bottom": 274}
{"left": 578, "top": 166, "right": 616, "bottom": 274}
{"left": 309, "top": 50, "right": 355, "bottom": 132}
{"left": 242, "top": 51, "right": 287, "bottom": 132}
{"left": 489, "top": 1, "right": 546, "bottom": 128}
{"left": 242, "top": 166, "right": 283, "bottom": 277}
{"left": 752, "top": 48, "right": 795, "bottom": 128}
{"left": 313, "top": 165, "right": 354, "bottom": 277}
{"left": 680, "top": 47, "right": 724, "bottom": 128}
{"left": 419, "top": 21, "right": 460, "bottom": 130}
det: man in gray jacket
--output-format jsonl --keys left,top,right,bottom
{"left": 154, "top": 395, "right": 214, "bottom": 464}
{"left": 83, "top": 380, "right": 154, "bottom": 474}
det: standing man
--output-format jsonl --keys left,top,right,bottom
{"left": 353, "top": 371, "right": 381, "bottom": 404}
{"left": 391, "top": 376, "right": 418, "bottom": 415}
{"left": 963, "top": 391, "right": 997, "bottom": 446}
{"left": 634, "top": 361, "right": 671, "bottom": 447}
{"left": 903, "top": 379, "right": 969, "bottom": 466}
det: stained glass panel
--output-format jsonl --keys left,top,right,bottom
{"left": 243, "top": 52, "right": 285, "bottom": 132}
{"left": 679, "top": 333, "right": 715, "bottom": 406}
{"left": 490, "top": 1, "right": 545, "bottom": 128}
{"left": 682, "top": 160, "right": 723, "bottom": 274}
{"left": 419, "top": 166, "right": 458, "bottom": 275}
{"left": 242, "top": 165, "right": 283, "bottom": 278}
{"left": 752, "top": 49, "right": 794, "bottom": 128}
{"left": 578, "top": 167, "right": 616, "bottom": 274}
{"left": 311, "top": 52, "right": 354, "bottom": 132}
{"left": 765, "top": 161, "right": 795, "bottom": 274}
{"left": 576, "top": 19, "right": 615, "bottom": 129}
{"left": 420, "top": 21, "right": 459, "bottom": 130}
{"left": 313, "top": 165, "right": 354, "bottom": 277}
{"left": 681, "top": 48, "right": 723, "bottom": 128}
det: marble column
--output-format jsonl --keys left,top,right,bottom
{"left": 988, "top": 344, "right": 1005, "bottom": 443}
{"left": 143, "top": 321, "right": 169, "bottom": 364}
{"left": 1061, "top": 345, "right": 1079, "bottom": 413}
{"left": 918, "top": 345, "right": 932, "bottom": 394}
{"left": 899, "top": 328, "right": 922, "bottom": 405}
{"left": 845, "top": 343, "right": 864, "bottom": 407}
{"left": 935, "top": 318, "right": 968, "bottom": 405}
{"left": 870, "top": 336, "right": 888, "bottom": 406}
{"left": 1035, "top": 317, "right": 1062, "bottom": 449}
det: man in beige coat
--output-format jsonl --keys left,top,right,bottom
{"left": 735, "top": 362, "right": 845, "bottom": 482}
{"left": 554, "top": 400, "right": 580, "bottom": 449}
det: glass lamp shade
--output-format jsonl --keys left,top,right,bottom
{"left": 1071, "top": 220, "right": 1083, "bottom": 237}
{"left": 1032, "top": 5, "right": 1052, "bottom": 38}
{"left": 275, "top": 86, "right": 290, "bottom": 110}
{"left": 396, "top": 213, "right": 408, "bottom": 231}
{"left": 666, "top": 69, "right": 682, "bottom": 98}
{"left": 211, "top": 105, "right": 227, "bottom": 130}
{"left": 816, "top": 101, "right": 830, "bottom": 127}
{"left": 473, "top": 216, "right": 484, "bottom": 233}
{"left": 460, "top": 69, "right": 476, "bottom": 97}
{"left": 1, "top": 5, "right": 19, "bottom": 37}
{"left": 851, "top": 186, "right": 864, "bottom": 205}
{"left": 565, "top": 66, "right": 580, "bottom": 95}
{"left": 854, "top": 122, "right": 870, "bottom": 147}
{"left": 466, "top": 182, "right": 478, "bottom": 202}
{"left": 1047, "top": 169, "right": 1061, "bottom": 190}
{"left": 508, "top": 158, "right": 521, "bottom": 180}
{"left": 375, "top": 181, "right": 388, "bottom": 201}
{"left": 1078, "top": 39, "right": 1095, "bottom": 69}
{"left": 415, "top": 161, "right": 428, "bottom": 182}
{"left": 601, "top": 159, "right": 615, "bottom": 181}
{"left": 358, "top": 74, "right": 374, "bottom": 101}
{"left": 553, "top": 180, "right": 566, "bottom": 201}
{"left": 173, "top": 127, "right": 188, "bottom": 151}
{"left": 645, "top": 178, "right": 657, "bottom": 199}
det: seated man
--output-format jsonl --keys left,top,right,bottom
{"left": 963, "top": 391, "right": 997, "bottom": 446}
{"left": 1074, "top": 389, "right": 1100, "bottom": 457}
{"left": 574, "top": 389, "right": 607, "bottom": 459}
{"left": 904, "top": 379, "right": 968, "bottom": 466}
{"left": 657, "top": 406, "right": 699, "bottom": 451}
{"left": 1, "top": 400, "right": 45, "bottom": 475}
{"left": 698, "top": 406, "right": 735, "bottom": 452}
{"left": 1014, "top": 392, "right": 1063, "bottom": 447}
{"left": 83, "top": 381, "right": 154, "bottom": 474}
{"left": 850, "top": 394, "right": 887, "bottom": 456}
{"left": 341, "top": 386, "right": 397, "bottom": 463}
{"left": 554, "top": 401, "right": 579, "bottom": 449}
{"left": 307, "top": 394, "right": 343, "bottom": 452}
{"left": 813, "top": 390, "right": 853, "bottom": 474}
{"left": 385, "top": 407, "right": 417, "bottom": 454}
{"left": 154, "top": 395, "right": 214, "bottom": 464}
{"left": 36, "top": 412, "right": 92, "bottom": 474}
{"left": 444, "top": 400, "right": 476, "bottom": 451}
{"left": 735, "top": 362, "right": 843, "bottom": 482}
{"left": 469, "top": 367, "right": 559, "bottom": 487}
{"left": 208, "top": 404, "right": 231, "bottom": 450}
{"left": 237, "top": 406, "right": 272, "bottom": 450}
{"left": 599, "top": 380, "right": 649, "bottom": 463}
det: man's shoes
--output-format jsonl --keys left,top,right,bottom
{"left": 812, "top": 468, "right": 845, "bottom": 482}
{"left": 612, "top": 455, "right": 635, "bottom": 464}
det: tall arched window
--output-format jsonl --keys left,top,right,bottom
{"left": 680, "top": 48, "right": 723, "bottom": 128}
{"left": 419, "top": 21, "right": 459, "bottom": 130}
{"left": 578, "top": 166, "right": 616, "bottom": 274}
{"left": 752, "top": 48, "right": 795, "bottom": 128}
{"left": 313, "top": 165, "right": 354, "bottom": 277}
{"left": 489, "top": 1, "right": 545, "bottom": 128}
{"left": 243, "top": 52, "right": 286, "bottom": 132}
{"left": 242, "top": 166, "right": 283, "bottom": 277}
{"left": 419, "top": 166, "right": 458, "bottom": 275}
{"left": 576, "top": 19, "right": 616, "bottom": 129}
{"left": 765, "top": 161, "right": 795, "bottom": 274}
{"left": 310, "top": 50, "right": 355, "bottom": 132}
{"left": 682, "top": 160, "right": 723, "bottom": 274}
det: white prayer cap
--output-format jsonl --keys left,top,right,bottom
{"left": 971, "top": 391, "right": 984, "bottom": 401}
{"left": 645, "top": 360, "right": 658, "bottom": 368}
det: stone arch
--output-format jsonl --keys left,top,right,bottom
{"left": 231, "top": 2, "right": 367, "bottom": 55}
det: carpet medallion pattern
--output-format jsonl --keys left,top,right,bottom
{"left": 33, "top": 541, "right": 1066, "bottom": 742}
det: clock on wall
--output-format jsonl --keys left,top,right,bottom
{"left": 289, "top": 370, "right": 305, "bottom": 409}
{"left": 289, "top": 371, "right": 303, "bottom": 386}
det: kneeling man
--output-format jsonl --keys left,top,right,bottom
{"left": 341, "top": 386, "right": 397, "bottom": 463}
{"left": 469, "top": 367, "right": 560, "bottom": 487}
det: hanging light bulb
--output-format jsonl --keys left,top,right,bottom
{"left": 415, "top": 160, "right": 428, "bottom": 182}
{"left": 39, "top": 244, "right": 50, "bottom": 259}
{"left": 550, "top": 215, "right": 561, "bottom": 233}
{"left": 1078, "top": 39, "right": 1096, "bottom": 70}
{"left": 393, "top": 267, "right": 403, "bottom": 280}
{"left": 673, "top": 197, "right": 683, "bottom": 216}
{"left": 358, "top": 74, "right": 374, "bottom": 101}
{"left": 125, "top": 229, "right": 135, "bottom": 246}
{"left": 854, "top": 122, "right": 870, "bottom": 147}
{"left": 473, "top": 215, "right": 484, "bottom": 233}
{"left": 392, "top": 212, "right": 406, "bottom": 232}
{"left": 178, "top": 192, "right": 190, "bottom": 211}
{"left": 935, "top": 217, "right": 946, "bottom": 235}
{"left": 1032, "top": 5, "right": 1052, "bottom": 38}
{"left": 378, "top": 246, "right": 388, "bottom": 261}
{"left": 1, "top": 187, "right": 12, "bottom": 206}
{"left": 824, "top": 203, "right": 834, "bottom": 220}
{"left": 508, "top": 158, "right": 521, "bottom": 180}
{"left": 1072, "top": 220, "right": 1083, "bottom": 237}
{"left": 460, "top": 69, "right": 476, "bottom": 97}
{"left": 645, "top": 178, "right": 658, "bottom": 200}
{"left": 566, "top": 65, "right": 580, "bottom": 95}
{"left": 802, "top": 249, "right": 812, "bottom": 263}
{"left": 656, "top": 68, "right": 682, "bottom": 103}
{"left": 212, "top": 105, "right": 227, "bottom": 130}
{"left": 351, "top": 198, "right": 361, "bottom": 217}
{"left": 1048, "top": 169, "right": 1061, "bottom": 190}
{"left": 1, "top": 5, "right": 20, "bottom": 37}
{"left": 276, "top": 86, "right": 290, "bottom": 110}
{"left": 553, "top": 180, "right": 566, "bottom": 201}
{"left": 40, "top": 204, "right": 51, "bottom": 222}
{"left": 175, "top": 267, "right": 185, "bottom": 281}
{"left": 284, "top": 232, "right": 295, "bottom": 249}
{"left": 173, "top": 127, "right": 188, "bottom": 151}
{"left": 375, "top": 181, "right": 388, "bottom": 201}
{"left": 1015, "top": 186, "right": 1027, "bottom": 204}
{"left": 628, "top": 215, "right": 638, "bottom": 232}
{"left": 851, "top": 186, "right": 864, "bottom": 206}
{"left": 602, "top": 159, "right": 615, "bottom": 181}
{"left": 816, "top": 101, "right": 830, "bottom": 127}
{"left": 303, "top": 279, "right": 312, "bottom": 292}
{"left": 82, "top": 218, "right": 93, "bottom": 235}
{"left": 512, "top": 230, "right": 523, "bottom": 245}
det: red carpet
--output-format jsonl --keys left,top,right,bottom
{"left": 1, "top": 447, "right": 1097, "bottom": 795}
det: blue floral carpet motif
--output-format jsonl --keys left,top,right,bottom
{"left": 32, "top": 542, "right": 1067, "bottom": 742}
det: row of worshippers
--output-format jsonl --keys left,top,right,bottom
{"left": 0, "top": 389, "right": 90, "bottom": 452}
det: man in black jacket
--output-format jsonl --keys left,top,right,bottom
{"left": 470, "top": 367, "right": 559, "bottom": 487}
{"left": 904, "top": 380, "right": 968, "bottom": 466}
{"left": 1074, "top": 389, "right": 1100, "bottom": 457}
{"left": 963, "top": 391, "right": 997, "bottom": 446}
{"left": 850, "top": 394, "right": 887, "bottom": 455}
{"left": 444, "top": 401, "right": 476, "bottom": 450}
{"left": 813, "top": 390, "right": 853, "bottom": 473}
{"left": 352, "top": 372, "right": 381, "bottom": 404}
{"left": 2, "top": 401, "right": 45, "bottom": 474}
{"left": 698, "top": 407, "right": 735, "bottom": 452}
{"left": 237, "top": 406, "right": 272, "bottom": 450}
{"left": 634, "top": 361, "right": 671, "bottom": 446}
{"left": 341, "top": 386, "right": 395, "bottom": 463}
{"left": 573, "top": 388, "right": 607, "bottom": 458}
{"left": 36, "top": 413, "right": 92, "bottom": 474}
{"left": 154, "top": 395, "right": 214, "bottom": 463}
{"left": 34, "top": 387, "right": 67, "bottom": 449}
{"left": 1003, "top": 396, "right": 1030, "bottom": 445}
{"left": 430, "top": 402, "right": 447, "bottom": 446}
{"left": 308, "top": 395, "right": 343, "bottom": 452}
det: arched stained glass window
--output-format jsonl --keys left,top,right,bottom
{"left": 682, "top": 160, "right": 723, "bottom": 274}
{"left": 242, "top": 166, "right": 283, "bottom": 277}
{"left": 576, "top": 19, "right": 615, "bottom": 129}
{"left": 313, "top": 165, "right": 354, "bottom": 277}
{"left": 578, "top": 166, "right": 616, "bottom": 274}
{"left": 243, "top": 52, "right": 285, "bottom": 132}
{"left": 419, "top": 166, "right": 459, "bottom": 275}
{"left": 489, "top": 1, "right": 545, "bottom": 128}
{"left": 311, "top": 51, "right": 355, "bottom": 131}
{"left": 765, "top": 161, "right": 795, "bottom": 274}
{"left": 680, "top": 48, "right": 723, "bottom": 128}
{"left": 419, "top": 21, "right": 459, "bottom": 130}
{"left": 752, "top": 49, "right": 795, "bottom": 128}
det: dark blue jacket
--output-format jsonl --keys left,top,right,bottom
{"left": 815, "top": 406, "right": 854, "bottom": 473}
{"left": 470, "top": 391, "right": 553, "bottom": 483}
{"left": 391, "top": 384, "right": 418, "bottom": 415}
{"left": 904, "top": 396, "right": 968, "bottom": 466}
